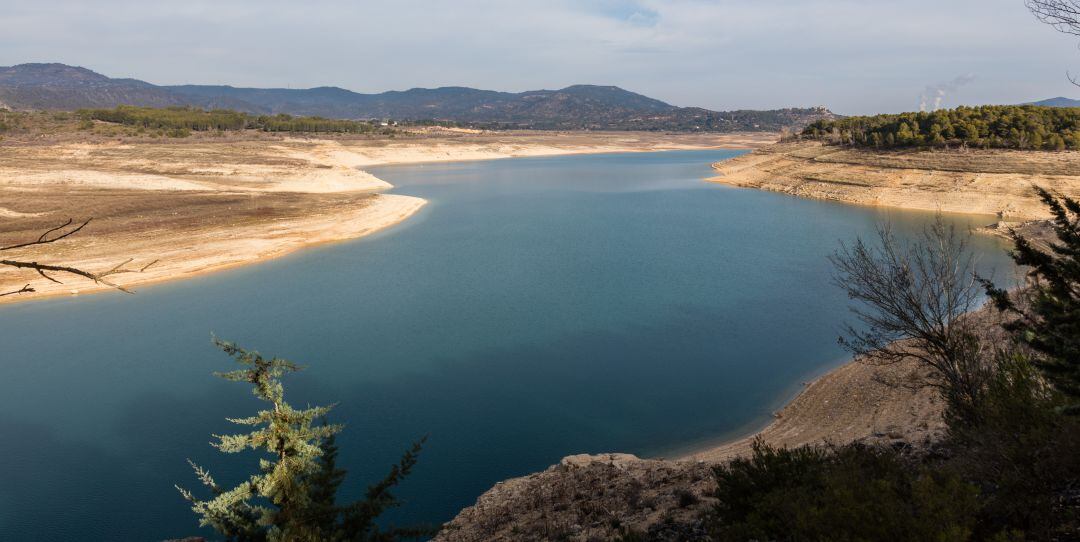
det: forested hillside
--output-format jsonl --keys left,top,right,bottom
{"left": 80, "top": 105, "right": 385, "bottom": 135}
{"left": 803, "top": 105, "right": 1080, "bottom": 150}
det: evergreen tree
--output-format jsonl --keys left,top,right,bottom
{"left": 986, "top": 188, "right": 1080, "bottom": 406}
{"left": 897, "top": 122, "right": 915, "bottom": 145}
{"left": 177, "top": 339, "right": 427, "bottom": 541}
{"left": 802, "top": 105, "right": 1080, "bottom": 151}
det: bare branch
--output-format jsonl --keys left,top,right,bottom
{"left": 831, "top": 216, "right": 996, "bottom": 425}
{"left": 0, "top": 258, "right": 137, "bottom": 293}
{"left": 36, "top": 268, "right": 62, "bottom": 284}
{"left": 1028, "top": 0, "right": 1080, "bottom": 86}
{"left": 0, "top": 218, "right": 156, "bottom": 296}
{"left": 0, "top": 284, "right": 34, "bottom": 297}
{"left": 1028, "top": 0, "right": 1080, "bottom": 36}
{"left": 0, "top": 218, "right": 92, "bottom": 252}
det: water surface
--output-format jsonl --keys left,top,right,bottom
{"left": 0, "top": 150, "right": 1014, "bottom": 540}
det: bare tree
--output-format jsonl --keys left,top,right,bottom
{"left": 0, "top": 218, "right": 156, "bottom": 297}
{"left": 830, "top": 218, "right": 996, "bottom": 424}
{"left": 1027, "top": 0, "right": 1080, "bottom": 85}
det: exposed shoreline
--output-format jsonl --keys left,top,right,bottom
{"left": 0, "top": 193, "right": 428, "bottom": 305}
{"left": 0, "top": 131, "right": 774, "bottom": 304}
{"left": 709, "top": 140, "right": 1080, "bottom": 223}
{"left": 676, "top": 356, "right": 943, "bottom": 462}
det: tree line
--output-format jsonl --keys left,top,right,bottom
{"left": 78, "top": 105, "right": 385, "bottom": 135}
{"left": 802, "top": 105, "right": 1080, "bottom": 151}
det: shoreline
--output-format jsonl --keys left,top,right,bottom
{"left": 664, "top": 355, "right": 850, "bottom": 460}
{"left": 0, "top": 132, "right": 773, "bottom": 304}
{"left": 0, "top": 193, "right": 427, "bottom": 305}
{"left": 708, "top": 140, "right": 1080, "bottom": 223}
{"left": 674, "top": 354, "right": 943, "bottom": 463}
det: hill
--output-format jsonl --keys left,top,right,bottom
{"left": 1027, "top": 96, "right": 1080, "bottom": 108}
{"left": 0, "top": 63, "right": 184, "bottom": 110}
{"left": 0, "top": 63, "right": 835, "bottom": 131}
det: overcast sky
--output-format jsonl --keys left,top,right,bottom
{"left": 3, "top": 0, "right": 1079, "bottom": 115}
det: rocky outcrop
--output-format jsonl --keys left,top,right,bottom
{"left": 435, "top": 454, "right": 715, "bottom": 541}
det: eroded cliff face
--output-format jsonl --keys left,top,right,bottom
{"left": 434, "top": 454, "right": 715, "bottom": 542}
{"left": 709, "top": 141, "right": 1080, "bottom": 223}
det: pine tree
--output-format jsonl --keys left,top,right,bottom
{"left": 897, "top": 122, "right": 915, "bottom": 145}
{"left": 177, "top": 339, "right": 428, "bottom": 541}
{"left": 986, "top": 188, "right": 1080, "bottom": 407}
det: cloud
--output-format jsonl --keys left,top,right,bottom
{"left": 578, "top": 0, "right": 661, "bottom": 26}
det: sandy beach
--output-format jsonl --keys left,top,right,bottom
{"left": 0, "top": 131, "right": 774, "bottom": 303}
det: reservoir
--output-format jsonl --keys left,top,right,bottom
{"left": 0, "top": 150, "right": 1014, "bottom": 540}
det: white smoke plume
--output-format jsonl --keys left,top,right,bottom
{"left": 919, "top": 74, "right": 976, "bottom": 112}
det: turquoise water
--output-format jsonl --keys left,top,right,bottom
{"left": 0, "top": 150, "right": 1014, "bottom": 540}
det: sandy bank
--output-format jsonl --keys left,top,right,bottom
{"left": 709, "top": 140, "right": 1080, "bottom": 223}
{"left": 0, "top": 191, "right": 425, "bottom": 303}
{"left": 680, "top": 357, "right": 943, "bottom": 462}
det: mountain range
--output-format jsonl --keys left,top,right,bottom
{"left": 0, "top": 63, "right": 835, "bottom": 132}
{"left": 1027, "top": 96, "right": 1080, "bottom": 108}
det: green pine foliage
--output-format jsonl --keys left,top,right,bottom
{"left": 79, "top": 105, "right": 381, "bottom": 134}
{"left": 986, "top": 188, "right": 1080, "bottom": 404}
{"left": 177, "top": 339, "right": 427, "bottom": 542}
{"left": 803, "top": 105, "right": 1080, "bottom": 150}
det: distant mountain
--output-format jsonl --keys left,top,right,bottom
{"left": 1026, "top": 97, "right": 1080, "bottom": 108}
{"left": 0, "top": 63, "right": 185, "bottom": 110}
{"left": 0, "top": 63, "right": 836, "bottom": 131}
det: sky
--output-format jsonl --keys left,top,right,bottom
{"left": 3, "top": 0, "right": 1080, "bottom": 115}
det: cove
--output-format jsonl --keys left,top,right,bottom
{"left": 0, "top": 150, "right": 1014, "bottom": 540}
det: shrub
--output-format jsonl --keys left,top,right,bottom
{"left": 707, "top": 440, "right": 980, "bottom": 542}
{"left": 946, "top": 355, "right": 1080, "bottom": 538}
